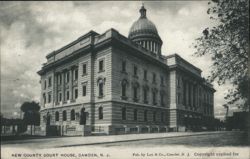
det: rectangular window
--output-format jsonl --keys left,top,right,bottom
{"left": 153, "top": 92, "right": 156, "bottom": 105}
{"left": 43, "top": 93, "right": 46, "bottom": 104}
{"left": 153, "top": 73, "right": 156, "bottom": 83}
{"left": 144, "top": 110, "right": 147, "bottom": 122}
{"left": 66, "top": 90, "right": 70, "bottom": 100}
{"left": 122, "top": 61, "right": 126, "bottom": 72}
{"left": 82, "top": 63, "right": 87, "bottom": 75}
{"left": 160, "top": 93, "right": 164, "bottom": 106}
{"left": 133, "top": 87, "right": 137, "bottom": 100}
{"left": 161, "top": 76, "right": 164, "bottom": 85}
{"left": 82, "top": 85, "right": 87, "bottom": 96}
{"left": 134, "top": 66, "right": 137, "bottom": 76}
{"left": 48, "top": 77, "right": 52, "bottom": 87}
{"left": 74, "top": 69, "right": 78, "bottom": 81}
{"left": 122, "top": 108, "right": 126, "bottom": 120}
{"left": 44, "top": 80, "right": 47, "bottom": 89}
{"left": 99, "top": 60, "right": 104, "bottom": 72}
{"left": 144, "top": 70, "right": 147, "bottom": 80}
{"left": 161, "top": 112, "right": 164, "bottom": 122}
{"left": 99, "top": 82, "right": 104, "bottom": 97}
{"left": 177, "top": 77, "right": 180, "bottom": 87}
{"left": 134, "top": 109, "right": 137, "bottom": 121}
{"left": 75, "top": 89, "right": 78, "bottom": 99}
{"left": 153, "top": 111, "right": 156, "bottom": 122}
{"left": 65, "top": 72, "right": 70, "bottom": 83}
{"left": 143, "top": 89, "right": 148, "bottom": 103}
{"left": 48, "top": 93, "right": 51, "bottom": 103}
{"left": 58, "top": 74, "right": 62, "bottom": 85}
{"left": 59, "top": 92, "right": 62, "bottom": 102}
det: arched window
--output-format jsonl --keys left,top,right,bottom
{"left": 71, "top": 109, "right": 75, "bottom": 120}
{"left": 134, "top": 109, "right": 137, "bottom": 121}
{"left": 122, "top": 107, "right": 126, "bottom": 120}
{"left": 55, "top": 111, "right": 59, "bottom": 121}
{"left": 144, "top": 110, "right": 148, "bottom": 122}
{"left": 99, "top": 107, "right": 103, "bottom": 120}
{"left": 63, "top": 110, "right": 67, "bottom": 121}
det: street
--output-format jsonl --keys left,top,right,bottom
{"left": 97, "top": 131, "right": 248, "bottom": 147}
{"left": 1, "top": 131, "right": 248, "bottom": 148}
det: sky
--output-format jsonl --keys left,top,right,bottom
{"left": 0, "top": 1, "right": 237, "bottom": 119}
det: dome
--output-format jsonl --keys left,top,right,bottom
{"left": 128, "top": 17, "right": 159, "bottom": 39}
{"left": 128, "top": 5, "right": 162, "bottom": 55}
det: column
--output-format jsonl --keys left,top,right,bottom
{"left": 70, "top": 67, "right": 73, "bottom": 101}
{"left": 62, "top": 70, "right": 65, "bottom": 102}
{"left": 190, "top": 83, "right": 193, "bottom": 110}
{"left": 54, "top": 73, "right": 58, "bottom": 105}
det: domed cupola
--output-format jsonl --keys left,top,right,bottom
{"left": 128, "top": 5, "right": 162, "bottom": 55}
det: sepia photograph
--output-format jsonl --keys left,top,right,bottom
{"left": 1, "top": 1, "right": 249, "bottom": 159}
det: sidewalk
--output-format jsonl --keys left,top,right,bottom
{"left": 1, "top": 131, "right": 230, "bottom": 149}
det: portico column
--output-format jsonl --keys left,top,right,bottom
{"left": 70, "top": 67, "right": 73, "bottom": 101}
{"left": 62, "top": 70, "right": 66, "bottom": 102}
{"left": 54, "top": 73, "right": 57, "bottom": 105}
{"left": 190, "top": 83, "right": 193, "bottom": 110}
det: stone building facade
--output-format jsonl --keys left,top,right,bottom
{"left": 37, "top": 6, "right": 215, "bottom": 136}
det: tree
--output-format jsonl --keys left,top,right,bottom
{"left": 20, "top": 101, "right": 40, "bottom": 134}
{"left": 194, "top": 0, "right": 249, "bottom": 110}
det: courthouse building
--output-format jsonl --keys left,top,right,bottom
{"left": 37, "top": 5, "right": 215, "bottom": 136}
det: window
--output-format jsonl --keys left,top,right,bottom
{"left": 44, "top": 80, "right": 47, "bottom": 89}
{"left": 99, "top": 107, "right": 103, "bottom": 120}
{"left": 66, "top": 90, "right": 70, "bottom": 100}
{"left": 161, "top": 76, "right": 164, "bottom": 85}
{"left": 143, "top": 88, "right": 148, "bottom": 103}
{"left": 74, "top": 69, "right": 78, "bottom": 81}
{"left": 134, "top": 109, "right": 137, "bottom": 121}
{"left": 71, "top": 109, "right": 75, "bottom": 120}
{"left": 144, "top": 110, "right": 147, "bottom": 121}
{"left": 82, "top": 63, "right": 87, "bottom": 75}
{"left": 133, "top": 87, "right": 138, "bottom": 100}
{"left": 160, "top": 93, "right": 164, "bottom": 106}
{"left": 99, "top": 82, "right": 104, "bottom": 97}
{"left": 82, "top": 85, "right": 87, "bottom": 96}
{"left": 152, "top": 73, "right": 156, "bottom": 83}
{"left": 183, "top": 82, "right": 186, "bottom": 105}
{"left": 59, "top": 92, "right": 62, "bottom": 102}
{"left": 63, "top": 110, "right": 67, "bottom": 121}
{"left": 134, "top": 66, "right": 137, "bottom": 76}
{"left": 121, "top": 80, "right": 128, "bottom": 98}
{"left": 177, "top": 93, "right": 181, "bottom": 104}
{"left": 122, "top": 61, "right": 126, "bottom": 72}
{"left": 152, "top": 91, "right": 157, "bottom": 105}
{"left": 58, "top": 74, "right": 62, "bottom": 85}
{"left": 122, "top": 107, "right": 126, "bottom": 120}
{"left": 48, "top": 92, "right": 51, "bottom": 103}
{"left": 97, "top": 78, "right": 105, "bottom": 97}
{"left": 161, "top": 112, "right": 164, "bottom": 122}
{"left": 43, "top": 93, "right": 46, "bottom": 104}
{"left": 144, "top": 70, "right": 147, "bottom": 80}
{"left": 153, "top": 111, "right": 156, "bottom": 122}
{"left": 48, "top": 77, "right": 52, "bottom": 87}
{"left": 99, "top": 60, "right": 104, "bottom": 72}
{"left": 177, "top": 76, "right": 180, "bottom": 87}
{"left": 55, "top": 111, "right": 59, "bottom": 121}
{"left": 65, "top": 71, "right": 70, "bottom": 83}
{"left": 74, "top": 89, "right": 78, "bottom": 99}
{"left": 122, "top": 84, "right": 126, "bottom": 97}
